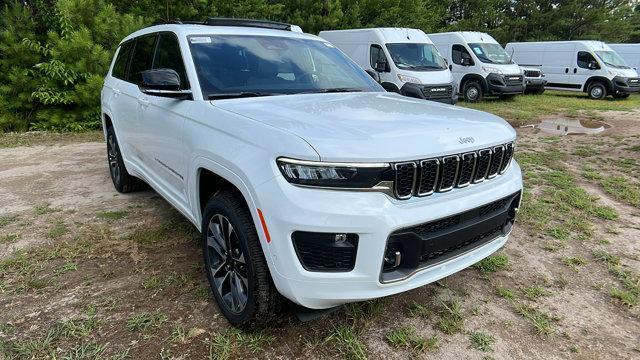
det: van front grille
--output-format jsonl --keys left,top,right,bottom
{"left": 392, "top": 142, "right": 514, "bottom": 200}
{"left": 523, "top": 70, "right": 541, "bottom": 78}
{"left": 504, "top": 75, "right": 523, "bottom": 86}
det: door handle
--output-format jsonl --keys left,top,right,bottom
{"left": 565, "top": 68, "right": 569, "bottom": 74}
{"left": 573, "top": 68, "right": 577, "bottom": 74}
{"left": 449, "top": 64, "right": 452, "bottom": 71}
{"left": 137, "top": 97, "right": 150, "bottom": 108}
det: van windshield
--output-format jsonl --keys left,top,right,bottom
{"left": 468, "top": 43, "right": 513, "bottom": 64}
{"left": 385, "top": 43, "right": 447, "bottom": 71}
{"left": 595, "top": 51, "right": 630, "bottom": 69}
{"left": 188, "top": 35, "right": 382, "bottom": 99}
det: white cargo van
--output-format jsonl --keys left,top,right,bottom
{"left": 505, "top": 41, "right": 640, "bottom": 99}
{"left": 608, "top": 44, "right": 640, "bottom": 70}
{"left": 319, "top": 28, "right": 457, "bottom": 104}
{"left": 429, "top": 32, "right": 524, "bottom": 102}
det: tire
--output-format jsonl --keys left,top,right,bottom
{"left": 613, "top": 93, "right": 630, "bottom": 99}
{"left": 587, "top": 82, "right": 607, "bottom": 100}
{"left": 535, "top": 87, "right": 545, "bottom": 95}
{"left": 499, "top": 94, "right": 517, "bottom": 100}
{"left": 463, "top": 81, "right": 483, "bottom": 102}
{"left": 106, "top": 126, "right": 146, "bottom": 193}
{"left": 202, "top": 190, "right": 281, "bottom": 327}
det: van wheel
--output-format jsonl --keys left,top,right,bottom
{"left": 535, "top": 88, "right": 545, "bottom": 95}
{"left": 463, "top": 81, "right": 483, "bottom": 102}
{"left": 587, "top": 82, "right": 607, "bottom": 100}
{"left": 202, "top": 190, "right": 281, "bottom": 327}
{"left": 106, "top": 126, "right": 146, "bottom": 193}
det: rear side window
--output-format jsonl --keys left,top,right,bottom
{"left": 577, "top": 51, "right": 597, "bottom": 69}
{"left": 452, "top": 44, "right": 473, "bottom": 65}
{"left": 370, "top": 44, "right": 387, "bottom": 69}
{"left": 128, "top": 35, "right": 157, "bottom": 84}
{"left": 112, "top": 42, "right": 134, "bottom": 80}
{"left": 153, "top": 33, "right": 189, "bottom": 89}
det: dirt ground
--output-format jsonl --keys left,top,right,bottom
{"left": 1, "top": 108, "right": 639, "bottom": 359}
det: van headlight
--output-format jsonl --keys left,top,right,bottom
{"left": 277, "top": 158, "right": 391, "bottom": 188}
{"left": 397, "top": 74, "right": 421, "bottom": 84}
{"left": 483, "top": 66, "right": 503, "bottom": 75}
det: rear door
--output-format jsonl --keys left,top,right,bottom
{"left": 137, "top": 32, "right": 192, "bottom": 206}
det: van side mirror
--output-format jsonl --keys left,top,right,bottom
{"left": 139, "top": 68, "right": 191, "bottom": 99}
{"left": 588, "top": 61, "right": 599, "bottom": 70}
{"left": 375, "top": 59, "right": 388, "bottom": 72}
{"left": 365, "top": 69, "right": 381, "bottom": 83}
{"left": 461, "top": 57, "right": 472, "bottom": 66}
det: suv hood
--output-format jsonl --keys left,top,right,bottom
{"left": 212, "top": 92, "right": 515, "bottom": 162}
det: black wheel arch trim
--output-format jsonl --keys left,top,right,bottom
{"left": 584, "top": 76, "right": 613, "bottom": 93}
{"left": 459, "top": 74, "right": 488, "bottom": 93}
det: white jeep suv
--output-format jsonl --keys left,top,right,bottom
{"left": 101, "top": 18, "right": 523, "bottom": 327}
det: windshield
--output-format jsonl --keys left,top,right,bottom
{"left": 385, "top": 43, "right": 447, "bottom": 71}
{"left": 595, "top": 51, "right": 630, "bottom": 69}
{"left": 188, "top": 35, "right": 382, "bottom": 98}
{"left": 468, "top": 43, "right": 512, "bottom": 64}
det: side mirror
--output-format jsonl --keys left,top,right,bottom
{"left": 461, "top": 57, "right": 472, "bottom": 66}
{"left": 588, "top": 61, "right": 598, "bottom": 70}
{"left": 365, "top": 69, "right": 380, "bottom": 83}
{"left": 139, "top": 69, "right": 191, "bottom": 99}
{"left": 375, "top": 59, "right": 388, "bottom": 72}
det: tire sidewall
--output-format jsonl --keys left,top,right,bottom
{"left": 106, "top": 127, "right": 125, "bottom": 192}
{"left": 464, "top": 82, "right": 482, "bottom": 102}
{"left": 202, "top": 199, "right": 258, "bottom": 325}
{"left": 588, "top": 83, "right": 606, "bottom": 100}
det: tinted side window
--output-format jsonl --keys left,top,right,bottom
{"left": 112, "top": 42, "right": 134, "bottom": 80}
{"left": 452, "top": 44, "right": 473, "bottom": 65}
{"left": 577, "top": 51, "right": 597, "bottom": 69}
{"left": 370, "top": 44, "right": 387, "bottom": 69}
{"left": 153, "top": 33, "right": 189, "bottom": 89}
{"left": 128, "top": 35, "right": 157, "bottom": 84}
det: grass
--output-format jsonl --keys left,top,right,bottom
{"left": 473, "top": 254, "right": 509, "bottom": 274}
{"left": 461, "top": 91, "right": 640, "bottom": 126}
{"left": 562, "top": 256, "right": 587, "bottom": 270}
{"left": 386, "top": 326, "right": 438, "bottom": 353}
{"left": 46, "top": 219, "right": 69, "bottom": 239}
{"left": 515, "top": 303, "right": 556, "bottom": 336}
{"left": 469, "top": 331, "right": 495, "bottom": 352}
{"left": 496, "top": 286, "right": 517, "bottom": 300}
{"left": 326, "top": 324, "right": 367, "bottom": 360}
{"left": 521, "top": 285, "right": 551, "bottom": 301}
{"left": 0, "top": 130, "right": 103, "bottom": 148}
{"left": 97, "top": 210, "right": 129, "bottom": 221}
{"left": 209, "top": 332, "right": 233, "bottom": 360}
{"left": 593, "top": 251, "right": 640, "bottom": 307}
{"left": 34, "top": 203, "right": 60, "bottom": 215}
{"left": 407, "top": 301, "right": 432, "bottom": 318}
{"left": 436, "top": 299, "right": 465, "bottom": 335}
{"left": 0, "top": 233, "right": 20, "bottom": 244}
{"left": 0, "top": 214, "right": 18, "bottom": 228}
{"left": 125, "top": 311, "right": 167, "bottom": 332}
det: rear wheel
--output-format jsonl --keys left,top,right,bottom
{"left": 106, "top": 126, "right": 146, "bottom": 193}
{"left": 463, "top": 81, "right": 483, "bottom": 102}
{"left": 202, "top": 190, "right": 281, "bottom": 327}
{"left": 587, "top": 82, "right": 607, "bottom": 100}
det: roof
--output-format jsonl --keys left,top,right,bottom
{"left": 428, "top": 32, "right": 499, "bottom": 44}
{"left": 319, "top": 27, "right": 432, "bottom": 44}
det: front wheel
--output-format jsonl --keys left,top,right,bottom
{"left": 587, "top": 82, "right": 607, "bottom": 100}
{"left": 463, "top": 81, "right": 483, "bottom": 102}
{"left": 202, "top": 190, "right": 281, "bottom": 327}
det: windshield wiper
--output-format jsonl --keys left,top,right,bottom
{"left": 208, "top": 92, "right": 276, "bottom": 100}
{"left": 300, "top": 88, "right": 364, "bottom": 94}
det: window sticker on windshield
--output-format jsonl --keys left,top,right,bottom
{"left": 473, "top": 47, "right": 483, "bottom": 55}
{"left": 190, "top": 37, "right": 212, "bottom": 44}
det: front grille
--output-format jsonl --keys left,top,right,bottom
{"left": 391, "top": 142, "right": 515, "bottom": 199}
{"left": 381, "top": 191, "right": 521, "bottom": 282}
{"left": 523, "top": 70, "right": 541, "bottom": 78}
{"left": 504, "top": 75, "right": 523, "bottom": 86}
{"left": 421, "top": 85, "right": 453, "bottom": 99}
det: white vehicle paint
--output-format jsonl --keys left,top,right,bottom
{"left": 318, "top": 28, "right": 457, "bottom": 104}
{"left": 101, "top": 19, "right": 523, "bottom": 326}
{"left": 429, "top": 31, "right": 525, "bottom": 102}
{"left": 520, "top": 66, "right": 547, "bottom": 94}
{"left": 505, "top": 41, "right": 640, "bottom": 99}
{"left": 608, "top": 44, "right": 640, "bottom": 70}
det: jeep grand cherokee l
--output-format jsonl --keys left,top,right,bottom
{"left": 101, "top": 18, "right": 523, "bottom": 327}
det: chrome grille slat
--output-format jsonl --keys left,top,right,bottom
{"left": 392, "top": 142, "right": 515, "bottom": 200}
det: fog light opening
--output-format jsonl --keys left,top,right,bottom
{"left": 384, "top": 244, "right": 402, "bottom": 270}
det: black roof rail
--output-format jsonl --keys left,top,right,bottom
{"left": 151, "top": 18, "right": 294, "bottom": 31}
{"left": 204, "top": 18, "right": 292, "bottom": 31}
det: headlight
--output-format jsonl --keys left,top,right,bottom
{"left": 397, "top": 74, "right": 421, "bottom": 84}
{"left": 483, "top": 66, "right": 503, "bottom": 75}
{"left": 277, "top": 158, "right": 391, "bottom": 188}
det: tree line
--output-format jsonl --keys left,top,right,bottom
{"left": 1, "top": 0, "right": 639, "bottom": 132}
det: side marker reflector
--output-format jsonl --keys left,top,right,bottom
{"left": 257, "top": 208, "right": 271, "bottom": 243}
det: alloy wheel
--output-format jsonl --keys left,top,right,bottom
{"left": 107, "top": 134, "right": 121, "bottom": 184}
{"left": 206, "top": 214, "right": 249, "bottom": 314}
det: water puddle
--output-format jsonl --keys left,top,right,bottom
{"left": 528, "top": 118, "right": 610, "bottom": 135}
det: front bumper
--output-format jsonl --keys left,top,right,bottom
{"left": 612, "top": 76, "right": 640, "bottom": 94}
{"left": 400, "top": 82, "right": 458, "bottom": 104}
{"left": 486, "top": 73, "right": 525, "bottom": 95}
{"left": 255, "top": 160, "right": 523, "bottom": 309}
{"left": 525, "top": 78, "right": 546, "bottom": 90}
